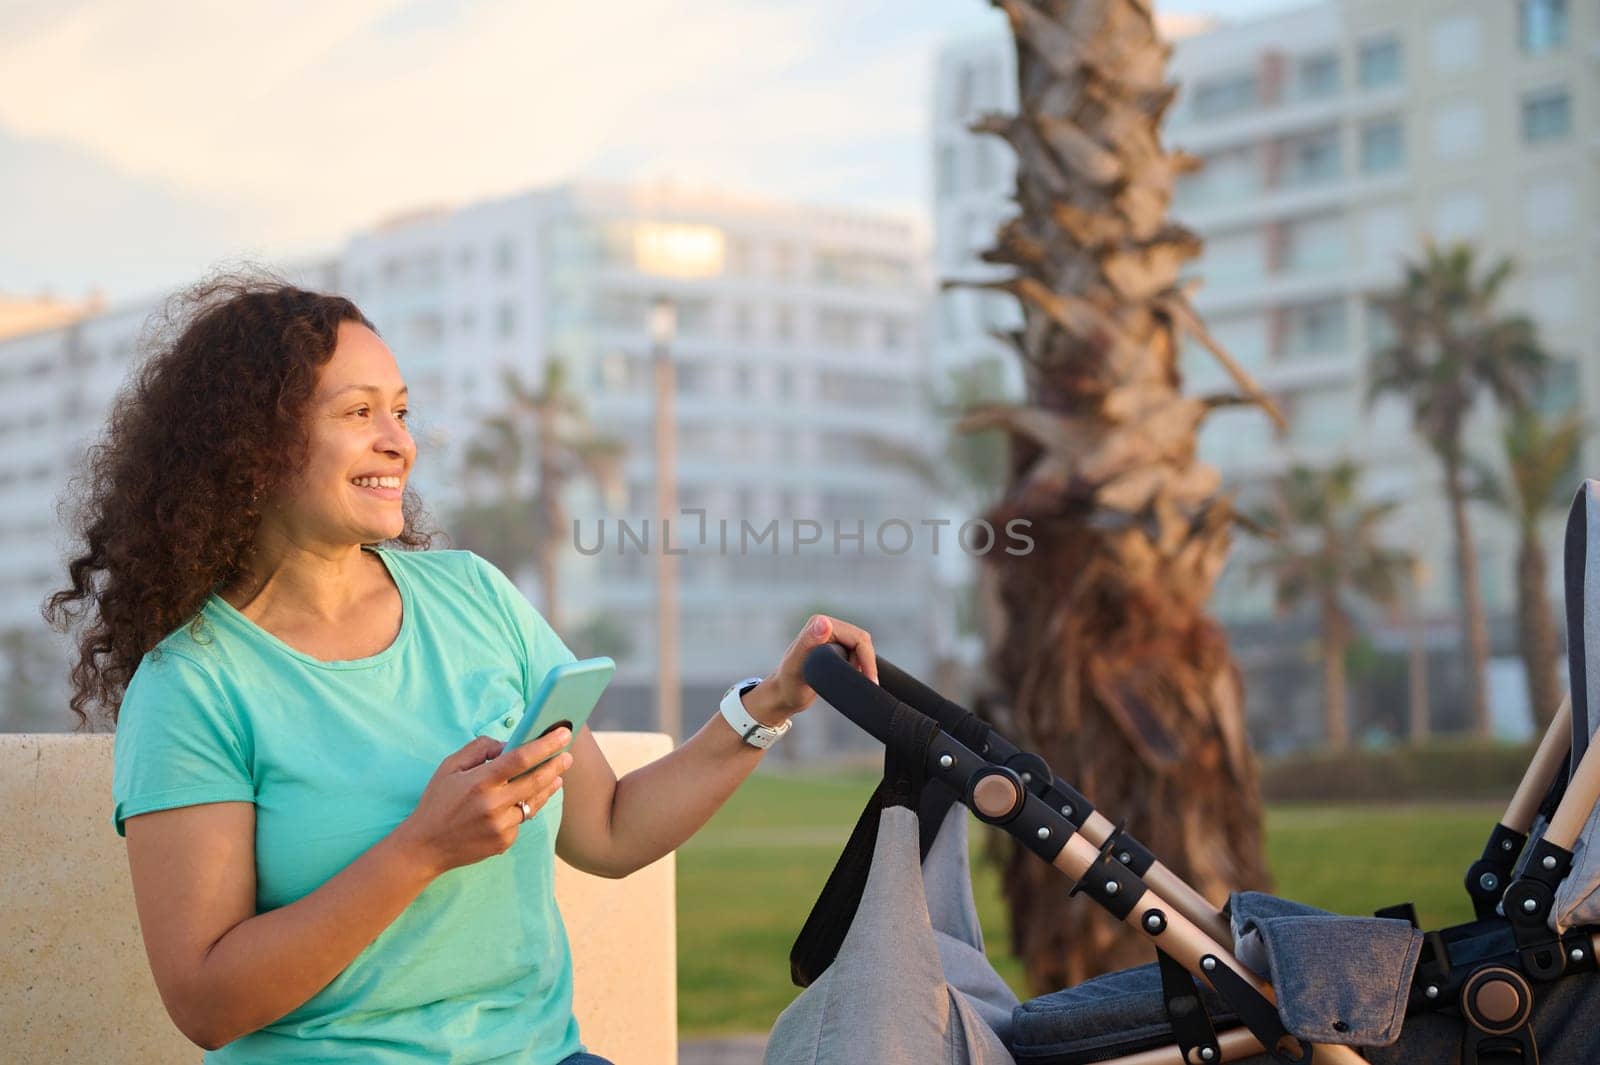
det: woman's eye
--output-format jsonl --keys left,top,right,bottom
{"left": 351, "top": 406, "right": 370, "bottom": 417}
{"left": 396, "top": 409, "right": 409, "bottom": 423}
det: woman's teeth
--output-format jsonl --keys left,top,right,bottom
{"left": 352, "top": 476, "right": 401, "bottom": 489}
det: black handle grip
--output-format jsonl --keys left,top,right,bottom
{"left": 875, "top": 656, "right": 966, "bottom": 732}
{"left": 802, "top": 643, "right": 908, "bottom": 747}
{"left": 875, "top": 654, "right": 1021, "bottom": 763}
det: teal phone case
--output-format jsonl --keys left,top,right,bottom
{"left": 502, "top": 656, "right": 615, "bottom": 770}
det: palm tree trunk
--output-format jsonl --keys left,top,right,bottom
{"left": 1444, "top": 455, "right": 1492, "bottom": 736}
{"left": 977, "top": 0, "right": 1269, "bottom": 992}
{"left": 1516, "top": 532, "right": 1562, "bottom": 730}
{"left": 1408, "top": 557, "right": 1431, "bottom": 743}
{"left": 1321, "top": 598, "right": 1350, "bottom": 751}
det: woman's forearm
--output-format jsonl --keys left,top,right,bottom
{"left": 600, "top": 706, "right": 771, "bottom": 876}
{"left": 186, "top": 831, "right": 436, "bottom": 1050}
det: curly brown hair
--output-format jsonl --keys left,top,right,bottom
{"left": 44, "top": 272, "right": 436, "bottom": 730}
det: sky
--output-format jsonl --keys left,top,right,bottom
{"left": 0, "top": 0, "right": 1310, "bottom": 303}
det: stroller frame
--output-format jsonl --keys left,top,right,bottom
{"left": 801, "top": 645, "right": 1600, "bottom": 1065}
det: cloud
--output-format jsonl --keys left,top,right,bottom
{"left": 0, "top": 119, "right": 269, "bottom": 300}
{"left": 0, "top": 0, "right": 1018, "bottom": 294}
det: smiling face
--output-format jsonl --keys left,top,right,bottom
{"left": 262, "top": 321, "right": 415, "bottom": 549}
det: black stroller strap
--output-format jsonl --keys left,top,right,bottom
{"left": 1156, "top": 948, "right": 1221, "bottom": 1064}
{"left": 789, "top": 705, "right": 941, "bottom": 988}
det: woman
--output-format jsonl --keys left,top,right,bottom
{"left": 46, "top": 276, "right": 880, "bottom": 1064}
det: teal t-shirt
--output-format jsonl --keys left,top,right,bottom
{"left": 110, "top": 547, "right": 585, "bottom": 1064}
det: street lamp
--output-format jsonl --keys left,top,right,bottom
{"left": 635, "top": 221, "right": 723, "bottom": 745}
{"left": 650, "top": 294, "right": 681, "bottom": 743}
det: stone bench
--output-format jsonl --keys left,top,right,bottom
{"left": 0, "top": 730, "right": 677, "bottom": 1064}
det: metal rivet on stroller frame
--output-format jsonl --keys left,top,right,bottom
{"left": 1543, "top": 855, "right": 1559, "bottom": 870}
{"left": 1104, "top": 880, "right": 1119, "bottom": 895}
{"left": 1479, "top": 873, "right": 1498, "bottom": 891}
{"left": 1143, "top": 910, "right": 1166, "bottom": 934}
{"left": 1572, "top": 948, "right": 1585, "bottom": 962}
{"left": 1201, "top": 956, "right": 1216, "bottom": 972}
{"left": 1523, "top": 898, "right": 1540, "bottom": 913}
{"left": 1502, "top": 839, "right": 1516, "bottom": 851}
{"left": 1036, "top": 827, "right": 1050, "bottom": 840}
{"left": 1060, "top": 804, "right": 1073, "bottom": 817}
{"left": 938, "top": 754, "right": 954, "bottom": 769}
{"left": 1425, "top": 985, "right": 1440, "bottom": 999}
{"left": 1199, "top": 1048, "right": 1216, "bottom": 1062}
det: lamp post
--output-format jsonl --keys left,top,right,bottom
{"left": 633, "top": 218, "right": 724, "bottom": 745}
{"left": 649, "top": 295, "right": 681, "bottom": 744}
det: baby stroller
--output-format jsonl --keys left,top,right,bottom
{"left": 767, "top": 481, "right": 1600, "bottom": 1065}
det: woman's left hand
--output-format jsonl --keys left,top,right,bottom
{"left": 744, "top": 614, "right": 879, "bottom": 726}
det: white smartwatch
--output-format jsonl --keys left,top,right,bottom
{"left": 719, "top": 675, "right": 792, "bottom": 749}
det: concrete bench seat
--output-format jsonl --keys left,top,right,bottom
{"left": 0, "top": 730, "right": 677, "bottom": 1064}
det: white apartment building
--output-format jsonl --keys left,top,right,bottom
{"left": 935, "top": 0, "right": 1598, "bottom": 743}
{"left": 342, "top": 183, "right": 936, "bottom": 744}
{"left": 0, "top": 184, "right": 937, "bottom": 751}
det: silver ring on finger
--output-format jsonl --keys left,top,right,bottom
{"left": 517, "top": 800, "right": 531, "bottom": 823}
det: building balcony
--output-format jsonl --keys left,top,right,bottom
{"left": 1168, "top": 84, "right": 1406, "bottom": 156}
{"left": 1176, "top": 170, "right": 1406, "bottom": 234}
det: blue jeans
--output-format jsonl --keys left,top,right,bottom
{"left": 558, "top": 1054, "right": 614, "bottom": 1065}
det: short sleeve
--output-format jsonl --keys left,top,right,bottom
{"left": 111, "top": 649, "right": 255, "bottom": 838}
{"left": 469, "top": 553, "right": 578, "bottom": 705}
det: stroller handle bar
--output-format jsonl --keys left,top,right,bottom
{"left": 862, "top": 651, "right": 1230, "bottom": 948}
{"left": 803, "top": 643, "right": 1366, "bottom": 1065}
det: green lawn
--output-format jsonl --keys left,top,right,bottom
{"left": 676, "top": 768, "right": 1500, "bottom": 1036}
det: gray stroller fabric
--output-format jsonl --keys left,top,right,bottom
{"left": 1554, "top": 480, "right": 1600, "bottom": 931}
{"left": 1009, "top": 893, "right": 1419, "bottom": 1062}
{"left": 764, "top": 802, "right": 1018, "bottom": 1065}
{"left": 1228, "top": 891, "right": 1421, "bottom": 1047}
{"left": 1010, "top": 962, "right": 1240, "bottom": 1063}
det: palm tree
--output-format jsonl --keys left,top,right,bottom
{"left": 1469, "top": 407, "right": 1583, "bottom": 730}
{"left": 1249, "top": 462, "right": 1412, "bottom": 750}
{"left": 956, "top": 0, "right": 1279, "bottom": 990}
{"left": 454, "top": 359, "right": 625, "bottom": 633}
{"left": 1368, "top": 242, "right": 1547, "bottom": 736}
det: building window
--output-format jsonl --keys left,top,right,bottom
{"left": 1521, "top": 88, "right": 1572, "bottom": 143}
{"left": 1522, "top": 176, "right": 1576, "bottom": 234}
{"left": 1433, "top": 190, "right": 1487, "bottom": 241}
{"left": 953, "top": 64, "right": 976, "bottom": 118}
{"left": 495, "top": 239, "right": 516, "bottom": 275}
{"left": 1191, "top": 72, "right": 1258, "bottom": 120}
{"left": 1282, "top": 300, "right": 1347, "bottom": 361}
{"left": 1296, "top": 53, "right": 1340, "bottom": 100}
{"left": 1360, "top": 117, "right": 1405, "bottom": 174}
{"left": 775, "top": 305, "right": 795, "bottom": 343}
{"left": 1358, "top": 36, "right": 1403, "bottom": 89}
{"left": 1281, "top": 214, "right": 1346, "bottom": 274}
{"left": 1432, "top": 100, "right": 1483, "bottom": 159}
{"left": 818, "top": 308, "right": 862, "bottom": 348}
{"left": 1519, "top": 0, "right": 1568, "bottom": 54}
{"left": 1430, "top": 13, "right": 1481, "bottom": 72}
{"left": 496, "top": 303, "right": 516, "bottom": 338}
{"left": 1283, "top": 127, "right": 1341, "bottom": 186}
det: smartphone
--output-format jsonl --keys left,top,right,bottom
{"left": 499, "top": 656, "right": 615, "bottom": 779}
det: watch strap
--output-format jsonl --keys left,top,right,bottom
{"left": 720, "top": 677, "right": 790, "bottom": 748}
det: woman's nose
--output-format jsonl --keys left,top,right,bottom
{"left": 376, "top": 413, "right": 413, "bottom": 455}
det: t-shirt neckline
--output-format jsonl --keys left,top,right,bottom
{"left": 204, "top": 545, "right": 414, "bottom": 671}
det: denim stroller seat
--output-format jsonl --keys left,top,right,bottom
{"left": 769, "top": 482, "right": 1600, "bottom": 1065}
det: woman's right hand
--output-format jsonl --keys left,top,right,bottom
{"left": 392, "top": 728, "right": 574, "bottom": 878}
